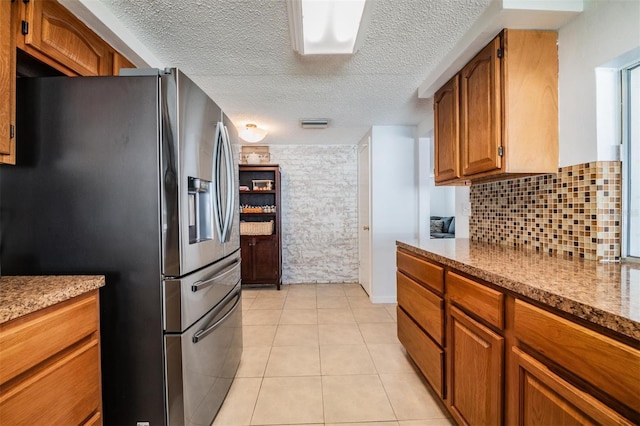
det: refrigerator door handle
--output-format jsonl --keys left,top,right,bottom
{"left": 190, "top": 257, "right": 240, "bottom": 292}
{"left": 192, "top": 285, "right": 241, "bottom": 344}
{"left": 212, "top": 122, "right": 225, "bottom": 242}
{"left": 221, "top": 125, "right": 235, "bottom": 243}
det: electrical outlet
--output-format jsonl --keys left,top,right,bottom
{"left": 462, "top": 202, "right": 472, "bottom": 217}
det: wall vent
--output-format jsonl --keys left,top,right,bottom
{"left": 300, "top": 119, "right": 329, "bottom": 129}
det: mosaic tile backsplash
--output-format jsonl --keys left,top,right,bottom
{"left": 470, "top": 161, "right": 621, "bottom": 260}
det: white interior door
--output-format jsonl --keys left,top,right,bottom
{"left": 358, "top": 140, "right": 371, "bottom": 296}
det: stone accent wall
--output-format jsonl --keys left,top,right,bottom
{"left": 469, "top": 161, "right": 621, "bottom": 260}
{"left": 239, "top": 145, "right": 359, "bottom": 284}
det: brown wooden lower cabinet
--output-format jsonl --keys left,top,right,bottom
{"left": 241, "top": 235, "right": 281, "bottom": 288}
{"left": 512, "top": 347, "right": 633, "bottom": 426}
{"left": 0, "top": 290, "right": 102, "bottom": 425}
{"left": 396, "top": 248, "right": 639, "bottom": 426}
{"left": 448, "top": 306, "right": 503, "bottom": 426}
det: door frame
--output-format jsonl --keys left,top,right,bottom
{"left": 358, "top": 138, "right": 372, "bottom": 296}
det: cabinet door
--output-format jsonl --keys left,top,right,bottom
{"left": 22, "top": 0, "right": 112, "bottom": 76}
{"left": 511, "top": 347, "right": 634, "bottom": 426}
{"left": 461, "top": 36, "right": 502, "bottom": 177}
{"left": 0, "top": 0, "right": 16, "bottom": 163}
{"left": 448, "top": 306, "right": 503, "bottom": 426}
{"left": 434, "top": 74, "right": 460, "bottom": 183}
{"left": 252, "top": 236, "right": 279, "bottom": 282}
{"left": 240, "top": 237, "right": 254, "bottom": 281}
{"left": 241, "top": 236, "right": 279, "bottom": 283}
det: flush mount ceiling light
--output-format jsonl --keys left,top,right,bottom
{"left": 239, "top": 123, "right": 268, "bottom": 143}
{"left": 300, "top": 119, "right": 329, "bottom": 129}
{"left": 287, "top": 0, "right": 373, "bottom": 55}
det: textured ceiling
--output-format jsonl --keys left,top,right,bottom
{"left": 96, "top": 0, "right": 492, "bottom": 144}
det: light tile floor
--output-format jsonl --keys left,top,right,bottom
{"left": 213, "top": 283, "right": 454, "bottom": 426}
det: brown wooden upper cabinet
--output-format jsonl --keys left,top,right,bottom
{"left": 434, "top": 74, "right": 460, "bottom": 182}
{"left": 17, "top": 0, "right": 113, "bottom": 76}
{"left": 434, "top": 29, "right": 559, "bottom": 184}
{"left": 0, "top": 0, "right": 17, "bottom": 163}
{"left": 113, "top": 51, "right": 136, "bottom": 76}
{"left": 1, "top": 0, "right": 136, "bottom": 165}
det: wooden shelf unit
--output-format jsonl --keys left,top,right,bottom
{"left": 239, "top": 164, "right": 282, "bottom": 289}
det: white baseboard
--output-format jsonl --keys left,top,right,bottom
{"left": 370, "top": 296, "right": 397, "bottom": 304}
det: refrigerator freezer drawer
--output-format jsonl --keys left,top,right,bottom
{"left": 163, "top": 250, "right": 241, "bottom": 332}
{"left": 165, "top": 282, "right": 242, "bottom": 426}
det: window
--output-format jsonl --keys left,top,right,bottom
{"left": 622, "top": 63, "right": 640, "bottom": 258}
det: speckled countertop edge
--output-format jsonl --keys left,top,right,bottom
{"left": 397, "top": 240, "right": 640, "bottom": 342}
{"left": 0, "top": 275, "right": 105, "bottom": 324}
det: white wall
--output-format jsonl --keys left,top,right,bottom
{"left": 430, "top": 187, "right": 456, "bottom": 217}
{"left": 417, "top": 137, "right": 432, "bottom": 242}
{"left": 558, "top": 0, "right": 640, "bottom": 166}
{"left": 417, "top": 124, "right": 468, "bottom": 241}
{"left": 370, "top": 126, "right": 419, "bottom": 303}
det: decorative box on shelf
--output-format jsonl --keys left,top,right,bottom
{"left": 240, "top": 146, "right": 271, "bottom": 164}
{"left": 252, "top": 180, "right": 273, "bottom": 191}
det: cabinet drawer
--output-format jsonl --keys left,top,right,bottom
{"left": 447, "top": 271, "right": 504, "bottom": 329}
{"left": 0, "top": 340, "right": 101, "bottom": 425}
{"left": 514, "top": 300, "right": 640, "bottom": 413}
{"left": 0, "top": 290, "right": 99, "bottom": 384}
{"left": 397, "top": 271, "right": 444, "bottom": 345}
{"left": 398, "top": 307, "right": 444, "bottom": 398}
{"left": 397, "top": 250, "right": 444, "bottom": 294}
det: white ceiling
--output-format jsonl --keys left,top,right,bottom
{"left": 62, "top": 0, "right": 501, "bottom": 145}
{"left": 62, "top": 0, "right": 584, "bottom": 145}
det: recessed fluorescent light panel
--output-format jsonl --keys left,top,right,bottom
{"left": 287, "top": 0, "right": 373, "bottom": 55}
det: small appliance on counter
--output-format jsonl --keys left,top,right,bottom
{"left": 0, "top": 68, "right": 242, "bottom": 426}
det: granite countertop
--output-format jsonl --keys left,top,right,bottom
{"left": 397, "top": 239, "right": 640, "bottom": 342}
{"left": 0, "top": 275, "right": 105, "bottom": 325}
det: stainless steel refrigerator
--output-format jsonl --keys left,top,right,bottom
{"left": 0, "top": 68, "right": 242, "bottom": 426}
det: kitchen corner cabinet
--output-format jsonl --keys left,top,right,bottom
{"left": 0, "top": 290, "right": 103, "bottom": 425}
{"left": 1, "top": 0, "right": 136, "bottom": 165}
{"left": 239, "top": 164, "right": 282, "bottom": 289}
{"left": 396, "top": 248, "right": 640, "bottom": 426}
{"left": 434, "top": 29, "right": 558, "bottom": 184}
